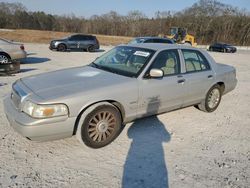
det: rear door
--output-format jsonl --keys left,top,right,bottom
{"left": 180, "top": 49, "right": 215, "bottom": 106}
{"left": 138, "top": 49, "right": 186, "bottom": 117}
{"left": 79, "top": 35, "right": 91, "bottom": 49}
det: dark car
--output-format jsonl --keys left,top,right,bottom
{"left": 49, "top": 34, "right": 100, "bottom": 52}
{"left": 208, "top": 43, "right": 237, "bottom": 53}
{"left": 128, "top": 37, "right": 174, "bottom": 44}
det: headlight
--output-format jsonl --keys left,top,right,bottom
{"left": 22, "top": 101, "right": 68, "bottom": 118}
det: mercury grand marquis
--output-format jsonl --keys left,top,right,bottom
{"left": 4, "top": 44, "right": 237, "bottom": 148}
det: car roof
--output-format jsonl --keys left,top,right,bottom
{"left": 123, "top": 43, "right": 196, "bottom": 51}
{"left": 70, "top": 34, "right": 94, "bottom": 37}
{"left": 214, "top": 42, "right": 230, "bottom": 45}
{"left": 135, "top": 36, "right": 172, "bottom": 40}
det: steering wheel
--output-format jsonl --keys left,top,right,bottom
{"left": 133, "top": 63, "right": 143, "bottom": 69}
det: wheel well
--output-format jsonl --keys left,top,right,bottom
{"left": 0, "top": 52, "right": 11, "bottom": 60}
{"left": 72, "top": 100, "right": 125, "bottom": 135}
{"left": 58, "top": 43, "right": 67, "bottom": 48}
{"left": 217, "top": 82, "right": 225, "bottom": 93}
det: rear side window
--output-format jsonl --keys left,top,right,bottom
{"left": 154, "top": 39, "right": 173, "bottom": 44}
{"left": 69, "top": 35, "right": 93, "bottom": 41}
{"left": 79, "top": 35, "right": 91, "bottom": 40}
{"left": 182, "top": 50, "right": 210, "bottom": 73}
{"left": 144, "top": 39, "right": 154, "bottom": 43}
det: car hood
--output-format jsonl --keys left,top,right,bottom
{"left": 21, "top": 66, "right": 134, "bottom": 100}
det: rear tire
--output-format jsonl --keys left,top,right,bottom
{"left": 76, "top": 102, "right": 122, "bottom": 148}
{"left": 197, "top": 84, "right": 222, "bottom": 112}
{"left": 0, "top": 54, "right": 10, "bottom": 64}
{"left": 87, "top": 45, "right": 95, "bottom": 52}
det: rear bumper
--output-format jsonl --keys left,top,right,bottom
{"left": 3, "top": 95, "right": 76, "bottom": 141}
{"left": 0, "top": 61, "right": 20, "bottom": 75}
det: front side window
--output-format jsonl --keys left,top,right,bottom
{"left": 182, "top": 50, "right": 210, "bottom": 73}
{"left": 90, "top": 46, "right": 155, "bottom": 77}
{"left": 152, "top": 39, "right": 172, "bottom": 44}
{"left": 149, "top": 50, "right": 180, "bottom": 76}
{"left": 144, "top": 39, "right": 154, "bottom": 43}
{"left": 69, "top": 35, "right": 79, "bottom": 41}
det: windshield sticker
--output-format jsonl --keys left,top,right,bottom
{"left": 134, "top": 51, "right": 150, "bottom": 57}
{"left": 77, "top": 71, "right": 100, "bottom": 77}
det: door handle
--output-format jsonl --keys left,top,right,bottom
{"left": 178, "top": 79, "right": 185, "bottom": 84}
{"left": 208, "top": 75, "right": 213, "bottom": 79}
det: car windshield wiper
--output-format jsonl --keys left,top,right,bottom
{"left": 90, "top": 62, "right": 117, "bottom": 73}
{"left": 89, "top": 62, "right": 135, "bottom": 78}
{"left": 90, "top": 62, "right": 102, "bottom": 69}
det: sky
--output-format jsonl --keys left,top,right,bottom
{"left": 1, "top": 0, "right": 250, "bottom": 18}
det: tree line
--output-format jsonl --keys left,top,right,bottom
{"left": 0, "top": 0, "right": 250, "bottom": 45}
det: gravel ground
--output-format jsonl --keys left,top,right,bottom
{"left": 0, "top": 44, "right": 249, "bottom": 188}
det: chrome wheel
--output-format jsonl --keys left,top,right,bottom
{"left": 207, "top": 88, "right": 220, "bottom": 109}
{"left": 0, "top": 55, "right": 9, "bottom": 64}
{"left": 87, "top": 111, "right": 116, "bottom": 142}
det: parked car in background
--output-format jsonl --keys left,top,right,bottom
{"left": 129, "top": 37, "right": 174, "bottom": 44}
{"left": 49, "top": 34, "right": 100, "bottom": 52}
{"left": 0, "top": 38, "right": 26, "bottom": 74}
{"left": 208, "top": 43, "right": 237, "bottom": 53}
{"left": 4, "top": 44, "right": 237, "bottom": 148}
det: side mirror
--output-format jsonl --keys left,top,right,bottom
{"left": 149, "top": 69, "right": 164, "bottom": 78}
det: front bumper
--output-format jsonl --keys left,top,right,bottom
{"left": 3, "top": 95, "right": 76, "bottom": 141}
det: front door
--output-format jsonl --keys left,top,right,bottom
{"left": 137, "top": 49, "right": 186, "bottom": 117}
{"left": 68, "top": 35, "right": 80, "bottom": 49}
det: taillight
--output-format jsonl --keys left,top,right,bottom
{"left": 20, "top": 45, "right": 25, "bottom": 50}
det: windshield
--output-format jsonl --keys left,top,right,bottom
{"left": 90, "top": 46, "right": 155, "bottom": 77}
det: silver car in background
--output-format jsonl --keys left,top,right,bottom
{"left": 3, "top": 44, "right": 237, "bottom": 148}
{"left": 0, "top": 38, "right": 27, "bottom": 74}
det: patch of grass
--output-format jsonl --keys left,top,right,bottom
{"left": 0, "top": 29, "right": 132, "bottom": 45}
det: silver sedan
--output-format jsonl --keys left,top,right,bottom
{"left": 3, "top": 44, "right": 237, "bottom": 148}
{"left": 0, "top": 38, "right": 27, "bottom": 74}
{"left": 0, "top": 38, "right": 27, "bottom": 63}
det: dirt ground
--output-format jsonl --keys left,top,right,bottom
{"left": 0, "top": 29, "right": 132, "bottom": 45}
{"left": 0, "top": 44, "right": 249, "bottom": 188}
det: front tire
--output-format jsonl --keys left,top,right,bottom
{"left": 57, "top": 44, "right": 66, "bottom": 52}
{"left": 76, "top": 103, "right": 122, "bottom": 148}
{"left": 197, "top": 84, "right": 222, "bottom": 112}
